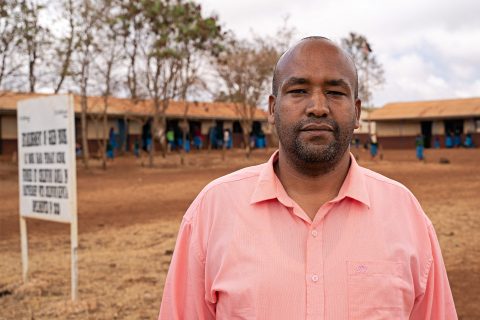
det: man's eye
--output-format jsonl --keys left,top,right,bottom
{"left": 288, "top": 89, "right": 307, "bottom": 94}
{"left": 327, "top": 91, "right": 345, "bottom": 96}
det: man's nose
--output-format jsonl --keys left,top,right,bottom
{"left": 306, "top": 92, "right": 329, "bottom": 117}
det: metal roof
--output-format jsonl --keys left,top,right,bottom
{"left": 369, "top": 97, "right": 480, "bottom": 121}
{"left": 0, "top": 92, "right": 268, "bottom": 121}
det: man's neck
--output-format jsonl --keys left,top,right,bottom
{"left": 274, "top": 150, "right": 352, "bottom": 221}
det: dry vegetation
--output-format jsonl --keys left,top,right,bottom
{"left": 0, "top": 148, "right": 479, "bottom": 319}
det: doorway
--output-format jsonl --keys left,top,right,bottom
{"left": 421, "top": 121, "right": 432, "bottom": 148}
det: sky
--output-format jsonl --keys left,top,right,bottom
{"left": 198, "top": 0, "right": 480, "bottom": 107}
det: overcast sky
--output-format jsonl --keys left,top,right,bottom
{"left": 198, "top": 0, "right": 480, "bottom": 107}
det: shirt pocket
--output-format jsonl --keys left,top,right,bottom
{"left": 347, "top": 261, "right": 408, "bottom": 320}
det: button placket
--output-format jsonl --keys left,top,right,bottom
{"left": 305, "top": 223, "right": 324, "bottom": 317}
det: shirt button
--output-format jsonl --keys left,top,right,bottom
{"left": 311, "top": 274, "right": 319, "bottom": 282}
{"left": 311, "top": 230, "right": 318, "bottom": 238}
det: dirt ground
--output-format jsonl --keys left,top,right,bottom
{"left": 0, "top": 147, "right": 479, "bottom": 319}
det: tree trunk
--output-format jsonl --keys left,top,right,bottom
{"left": 149, "top": 104, "right": 167, "bottom": 166}
{"left": 207, "top": 128, "right": 212, "bottom": 153}
{"left": 101, "top": 107, "right": 108, "bottom": 170}
{"left": 243, "top": 132, "right": 251, "bottom": 159}
{"left": 122, "top": 114, "right": 128, "bottom": 155}
{"left": 54, "top": 0, "right": 74, "bottom": 94}
{"left": 159, "top": 114, "right": 166, "bottom": 159}
{"left": 222, "top": 141, "right": 226, "bottom": 161}
{"left": 80, "top": 94, "right": 90, "bottom": 169}
{"left": 180, "top": 101, "right": 189, "bottom": 166}
{"left": 180, "top": 126, "right": 186, "bottom": 166}
{"left": 241, "top": 119, "right": 252, "bottom": 159}
{"left": 149, "top": 113, "right": 157, "bottom": 167}
{"left": 29, "top": 56, "right": 35, "bottom": 93}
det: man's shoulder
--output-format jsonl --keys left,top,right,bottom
{"left": 205, "top": 163, "right": 265, "bottom": 190}
{"left": 198, "top": 162, "right": 266, "bottom": 198}
{"left": 360, "top": 166, "right": 411, "bottom": 193}
{"left": 358, "top": 165, "right": 431, "bottom": 224}
{"left": 183, "top": 162, "right": 266, "bottom": 221}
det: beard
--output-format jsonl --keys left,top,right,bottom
{"left": 275, "top": 114, "right": 354, "bottom": 168}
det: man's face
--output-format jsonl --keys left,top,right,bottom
{"left": 269, "top": 39, "right": 361, "bottom": 167}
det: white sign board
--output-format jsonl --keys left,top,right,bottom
{"left": 17, "top": 95, "right": 77, "bottom": 223}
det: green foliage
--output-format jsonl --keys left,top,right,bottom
{"left": 137, "top": 0, "right": 224, "bottom": 59}
{"left": 214, "top": 24, "right": 293, "bottom": 108}
{"left": 1, "top": 0, "right": 224, "bottom": 96}
{"left": 341, "top": 32, "right": 385, "bottom": 106}
{"left": 0, "top": 1, "right": 22, "bottom": 90}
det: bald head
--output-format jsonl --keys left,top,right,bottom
{"left": 272, "top": 36, "right": 358, "bottom": 99}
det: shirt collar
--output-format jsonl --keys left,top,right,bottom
{"left": 250, "top": 150, "right": 371, "bottom": 209}
{"left": 249, "top": 151, "right": 281, "bottom": 205}
{"left": 333, "top": 154, "right": 371, "bottom": 208}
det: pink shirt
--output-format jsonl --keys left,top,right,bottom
{"left": 159, "top": 152, "right": 457, "bottom": 319}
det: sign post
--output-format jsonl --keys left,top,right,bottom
{"left": 17, "top": 94, "right": 78, "bottom": 300}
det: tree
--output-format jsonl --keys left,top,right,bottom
{"left": 117, "top": 0, "right": 151, "bottom": 163}
{"left": 0, "top": 0, "right": 23, "bottom": 94}
{"left": 51, "top": 0, "right": 76, "bottom": 94}
{"left": 341, "top": 32, "right": 384, "bottom": 107}
{"left": 70, "top": 0, "right": 102, "bottom": 169}
{"left": 91, "top": 0, "right": 125, "bottom": 170}
{"left": 141, "top": 0, "right": 181, "bottom": 166}
{"left": 175, "top": 2, "right": 224, "bottom": 165}
{"left": 177, "top": 54, "right": 204, "bottom": 165}
{"left": 19, "top": 0, "right": 50, "bottom": 93}
{"left": 213, "top": 21, "right": 294, "bottom": 157}
{"left": 139, "top": 0, "right": 223, "bottom": 167}
{"left": 214, "top": 36, "right": 279, "bottom": 158}
{"left": 119, "top": 0, "right": 146, "bottom": 103}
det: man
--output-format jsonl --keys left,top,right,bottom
{"left": 158, "top": 37, "right": 457, "bottom": 319}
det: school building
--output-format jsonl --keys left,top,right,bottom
{"left": 353, "top": 107, "right": 376, "bottom": 145}
{"left": 0, "top": 92, "right": 271, "bottom": 156}
{"left": 368, "top": 97, "right": 480, "bottom": 149}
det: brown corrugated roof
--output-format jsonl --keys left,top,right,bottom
{"left": 0, "top": 92, "right": 52, "bottom": 110}
{"left": 369, "top": 97, "right": 480, "bottom": 121}
{"left": 0, "top": 92, "right": 267, "bottom": 120}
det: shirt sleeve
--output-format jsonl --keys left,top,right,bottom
{"left": 410, "top": 224, "right": 458, "bottom": 319}
{"left": 158, "top": 216, "right": 215, "bottom": 320}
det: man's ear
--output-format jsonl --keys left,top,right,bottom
{"left": 268, "top": 95, "right": 276, "bottom": 125}
{"left": 354, "top": 98, "right": 361, "bottom": 129}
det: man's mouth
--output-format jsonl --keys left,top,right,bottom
{"left": 300, "top": 123, "right": 334, "bottom": 132}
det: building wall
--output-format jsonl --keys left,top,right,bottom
{"left": 373, "top": 118, "right": 480, "bottom": 148}
{"left": 376, "top": 121, "right": 420, "bottom": 137}
{"left": 353, "top": 108, "right": 374, "bottom": 146}
{"left": 356, "top": 108, "right": 375, "bottom": 134}
{"left": 465, "top": 119, "right": 476, "bottom": 133}
{"left": 353, "top": 133, "right": 370, "bottom": 146}
{"left": 376, "top": 120, "right": 427, "bottom": 149}
{"left": 128, "top": 120, "right": 143, "bottom": 135}
{"left": 1, "top": 139, "right": 17, "bottom": 155}
{"left": 379, "top": 132, "right": 480, "bottom": 149}
{"left": 432, "top": 121, "right": 444, "bottom": 135}
{"left": 223, "top": 121, "right": 233, "bottom": 131}
{"left": 378, "top": 136, "right": 417, "bottom": 149}
{"left": 86, "top": 118, "right": 118, "bottom": 139}
{"left": 1, "top": 112, "right": 270, "bottom": 155}
{"left": 354, "top": 122, "right": 374, "bottom": 135}
{"left": 200, "top": 120, "right": 215, "bottom": 135}
{"left": 1, "top": 115, "right": 17, "bottom": 139}
{"left": 473, "top": 133, "right": 480, "bottom": 146}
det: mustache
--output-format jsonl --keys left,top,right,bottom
{"left": 294, "top": 118, "right": 339, "bottom": 132}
